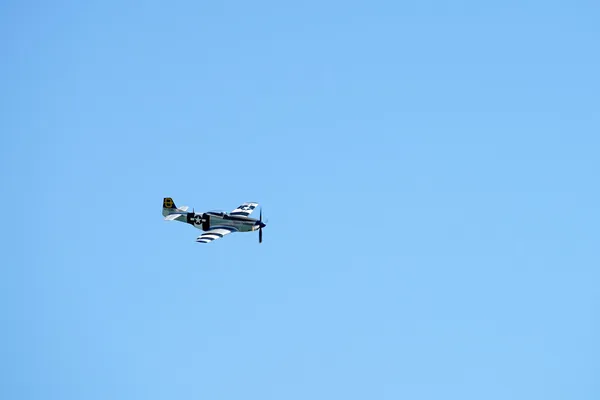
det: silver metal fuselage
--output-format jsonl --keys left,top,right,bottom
{"left": 191, "top": 211, "right": 262, "bottom": 232}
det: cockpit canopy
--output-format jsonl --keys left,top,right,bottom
{"left": 207, "top": 210, "right": 227, "bottom": 217}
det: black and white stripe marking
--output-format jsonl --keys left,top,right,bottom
{"left": 196, "top": 227, "right": 237, "bottom": 243}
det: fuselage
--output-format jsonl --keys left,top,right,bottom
{"left": 187, "top": 211, "right": 263, "bottom": 233}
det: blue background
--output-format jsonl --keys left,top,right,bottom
{"left": 1, "top": 1, "right": 598, "bottom": 399}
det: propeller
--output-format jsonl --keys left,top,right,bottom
{"left": 259, "top": 208, "right": 263, "bottom": 244}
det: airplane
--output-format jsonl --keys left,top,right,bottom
{"left": 162, "top": 197, "right": 267, "bottom": 244}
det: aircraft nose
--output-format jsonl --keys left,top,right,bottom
{"left": 259, "top": 222, "right": 266, "bottom": 229}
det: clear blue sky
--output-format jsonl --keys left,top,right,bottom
{"left": 1, "top": 1, "right": 599, "bottom": 399}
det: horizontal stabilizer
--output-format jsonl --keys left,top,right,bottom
{"left": 178, "top": 206, "right": 189, "bottom": 212}
{"left": 164, "top": 213, "right": 186, "bottom": 221}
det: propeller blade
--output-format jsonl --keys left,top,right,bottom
{"left": 259, "top": 207, "right": 264, "bottom": 244}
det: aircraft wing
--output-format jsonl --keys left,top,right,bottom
{"left": 230, "top": 202, "right": 259, "bottom": 217}
{"left": 196, "top": 226, "right": 239, "bottom": 243}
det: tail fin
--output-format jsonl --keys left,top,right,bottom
{"left": 163, "top": 197, "right": 177, "bottom": 209}
{"left": 162, "top": 197, "right": 192, "bottom": 221}
{"left": 163, "top": 197, "right": 189, "bottom": 221}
